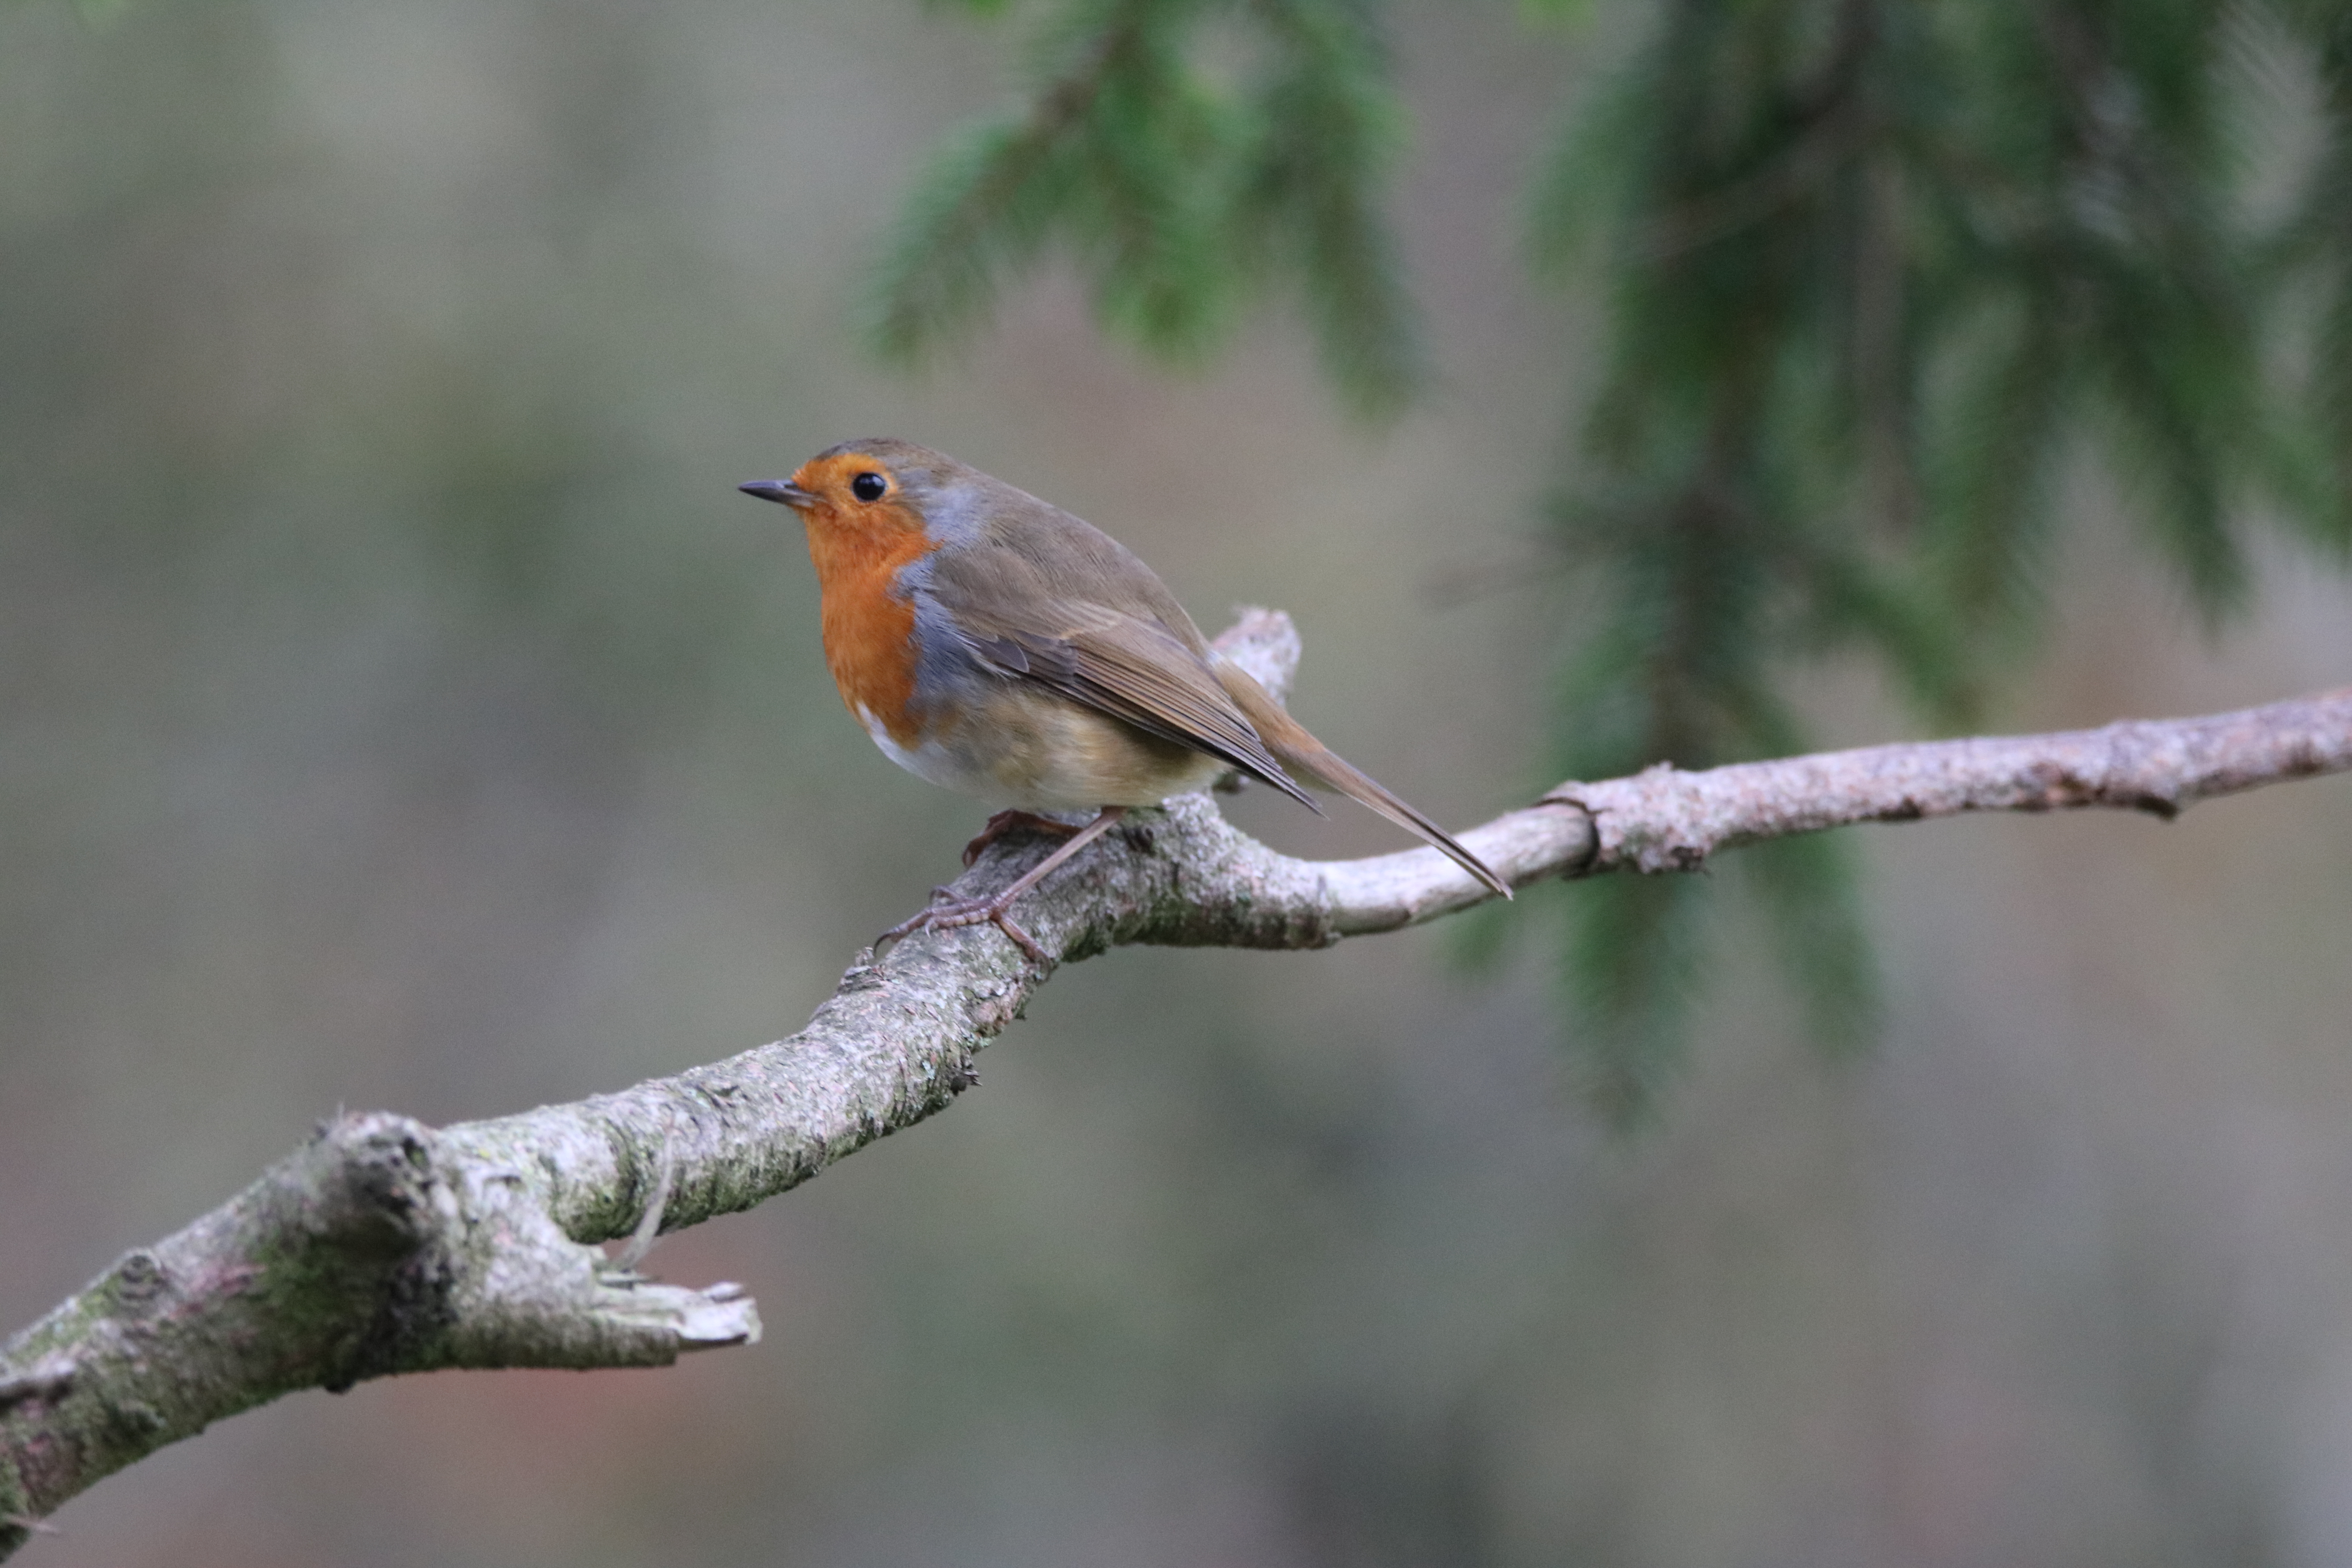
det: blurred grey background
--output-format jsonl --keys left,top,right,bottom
{"left": 4, "top": 1, "right": 2352, "bottom": 1564}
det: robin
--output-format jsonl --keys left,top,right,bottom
{"left": 741, "top": 438, "right": 1511, "bottom": 962}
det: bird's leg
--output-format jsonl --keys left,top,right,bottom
{"left": 961, "top": 809, "right": 1084, "bottom": 868}
{"left": 876, "top": 807, "right": 1128, "bottom": 965}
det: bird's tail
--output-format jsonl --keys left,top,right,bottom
{"left": 1213, "top": 660, "right": 1514, "bottom": 899}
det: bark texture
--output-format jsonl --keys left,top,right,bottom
{"left": 2, "top": 610, "right": 2346, "bottom": 1555}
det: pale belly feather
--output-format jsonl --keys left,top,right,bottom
{"left": 857, "top": 690, "right": 1223, "bottom": 810}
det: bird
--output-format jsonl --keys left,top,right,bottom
{"left": 740, "top": 438, "right": 1511, "bottom": 963}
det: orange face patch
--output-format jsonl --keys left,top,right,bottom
{"left": 791, "top": 453, "right": 933, "bottom": 745}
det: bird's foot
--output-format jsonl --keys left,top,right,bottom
{"left": 874, "top": 889, "right": 1049, "bottom": 966}
{"left": 960, "top": 809, "right": 1083, "bottom": 868}
{"left": 873, "top": 806, "right": 1129, "bottom": 969}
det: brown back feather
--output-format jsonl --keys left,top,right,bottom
{"left": 924, "top": 510, "right": 1318, "bottom": 809}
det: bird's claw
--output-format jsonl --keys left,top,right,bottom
{"left": 873, "top": 892, "right": 1051, "bottom": 966}
{"left": 960, "top": 809, "right": 1083, "bottom": 868}
{"left": 875, "top": 805, "right": 1121, "bottom": 967}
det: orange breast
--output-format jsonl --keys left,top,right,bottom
{"left": 803, "top": 497, "right": 933, "bottom": 746}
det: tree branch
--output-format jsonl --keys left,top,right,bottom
{"left": 3, "top": 608, "right": 2346, "bottom": 1555}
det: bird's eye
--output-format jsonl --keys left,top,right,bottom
{"left": 850, "top": 471, "right": 887, "bottom": 502}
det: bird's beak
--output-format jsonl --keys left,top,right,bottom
{"left": 739, "top": 479, "right": 816, "bottom": 509}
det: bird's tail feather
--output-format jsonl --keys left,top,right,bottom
{"left": 1214, "top": 661, "right": 1513, "bottom": 899}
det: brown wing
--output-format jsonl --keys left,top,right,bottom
{"left": 923, "top": 514, "right": 1319, "bottom": 811}
{"left": 1215, "top": 661, "right": 1512, "bottom": 897}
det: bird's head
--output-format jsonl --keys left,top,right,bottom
{"left": 741, "top": 437, "right": 989, "bottom": 546}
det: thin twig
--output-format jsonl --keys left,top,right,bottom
{"left": 609, "top": 1133, "right": 675, "bottom": 1275}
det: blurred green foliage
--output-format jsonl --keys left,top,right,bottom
{"left": 872, "top": 0, "right": 1423, "bottom": 418}
{"left": 878, "top": 0, "right": 2352, "bottom": 1123}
